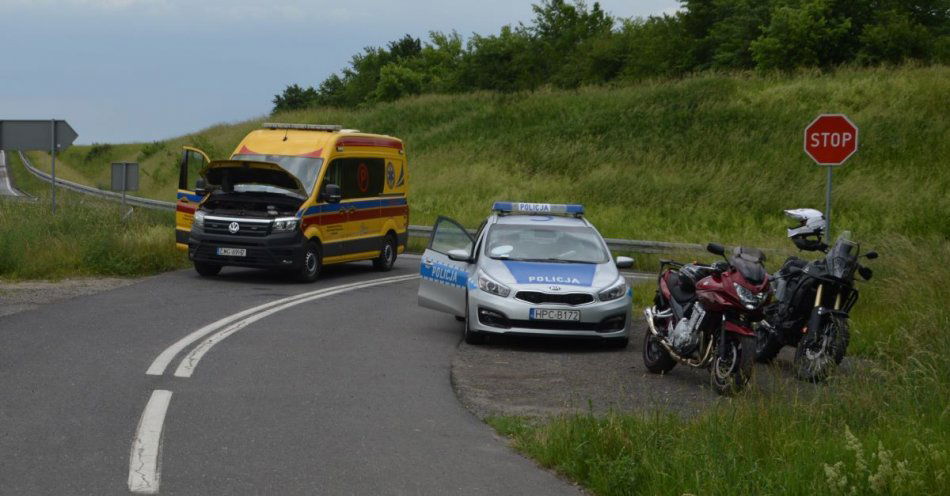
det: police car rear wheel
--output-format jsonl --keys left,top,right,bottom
{"left": 296, "top": 242, "right": 322, "bottom": 283}
{"left": 194, "top": 262, "right": 222, "bottom": 277}
{"left": 373, "top": 234, "right": 397, "bottom": 271}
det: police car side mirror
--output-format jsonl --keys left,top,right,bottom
{"left": 615, "top": 256, "right": 634, "bottom": 269}
{"left": 321, "top": 184, "right": 342, "bottom": 204}
{"left": 447, "top": 249, "right": 472, "bottom": 263}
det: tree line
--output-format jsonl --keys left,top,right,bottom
{"left": 273, "top": 0, "right": 949, "bottom": 112}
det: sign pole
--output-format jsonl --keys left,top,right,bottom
{"left": 122, "top": 163, "right": 127, "bottom": 220}
{"left": 50, "top": 119, "right": 57, "bottom": 214}
{"left": 824, "top": 166, "right": 833, "bottom": 237}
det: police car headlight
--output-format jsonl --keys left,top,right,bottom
{"left": 272, "top": 217, "right": 298, "bottom": 232}
{"left": 193, "top": 210, "right": 205, "bottom": 229}
{"left": 477, "top": 270, "right": 510, "bottom": 298}
{"left": 598, "top": 279, "right": 628, "bottom": 302}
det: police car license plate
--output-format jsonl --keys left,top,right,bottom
{"left": 216, "top": 247, "right": 246, "bottom": 257}
{"left": 530, "top": 309, "right": 580, "bottom": 321}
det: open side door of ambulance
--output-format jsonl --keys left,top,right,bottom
{"left": 418, "top": 217, "right": 475, "bottom": 316}
{"left": 175, "top": 146, "right": 210, "bottom": 250}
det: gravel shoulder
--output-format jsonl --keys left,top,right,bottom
{"left": 0, "top": 278, "right": 139, "bottom": 318}
{"left": 451, "top": 323, "right": 862, "bottom": 419}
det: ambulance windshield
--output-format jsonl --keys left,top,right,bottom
{"left": 486, "top": 225, "right": 608, "bottom": 264}
{"left": 231, "top": 154, "right": 324, "bottom": 194}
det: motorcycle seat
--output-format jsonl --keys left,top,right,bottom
{"left": 669, "top": 273, "right": 696, "bottom": 304}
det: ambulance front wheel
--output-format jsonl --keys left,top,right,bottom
{"left": 297, "top": 242, "right": 322, "bottom": 283}
{"left": 194, "top": 262, "right": 222, "bottom": 277}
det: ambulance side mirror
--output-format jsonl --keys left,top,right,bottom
{"left": 447, "top": 249, "right": 472, "bottom": 263}
{"left": 321, "top": 184, "right": 342, "bottom": 204}
{"left": 615, "top": 256, "right": 634, "bottom": 269}
{"left": 194, "top": 178, "right": 209, "bottom": 196}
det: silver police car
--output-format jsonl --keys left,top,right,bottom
{"left": 418, "top": 202, "right": 633, "bottom": 346}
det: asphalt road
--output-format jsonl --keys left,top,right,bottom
{"left": 0, "top": 258, "right": 582, "bottom": 495}
{"left": 0, "top": 150, "right": 24, "bottom": 196}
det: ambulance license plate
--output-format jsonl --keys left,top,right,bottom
{"left": 530, "top": 309, "right": 580, "bottom": 321}
{"left": 216, "top": 247, "right": 246, "bottom": 257}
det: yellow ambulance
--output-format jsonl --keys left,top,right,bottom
{"left": 175, "top": 123, "right": 408, "bottom": 282}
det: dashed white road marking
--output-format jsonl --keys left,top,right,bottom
{"left": 146, "top": 273, "right": 418, "bottom": 376}
{"left": 173, "top": 273, "right": 419, "bottom": 377}
{"left": 128, "top": 390, "right": 173, "bottom": 494}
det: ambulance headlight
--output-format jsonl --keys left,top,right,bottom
{"left": 598, "top": 278, "right": 628, "bottom": 302}
{"left": 477, "top": 270, "right": 510, "bottom": 298}
{"left": 272, "top": 217, "right": 298, "bottom": 232}
{"left": 193, "top": 210, "right": 205, "bottom": 229}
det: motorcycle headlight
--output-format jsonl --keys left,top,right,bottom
{"left": 598, "top": 279, "right": 628, "bottom": 302}
{"left": 193, "top": 210, "right": 205, "bottom": 228}
{"left": 272, "top": 217, "right": 299, "bottom": 232}
{"left": 734, "top": 283, "right": 768, "bottom": 310}
{"left": 477, "top": 270, "right": 510, "bottom": 297}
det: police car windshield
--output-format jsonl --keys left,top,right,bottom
{"left": 486, "top": 224, "right": 608, "bottom": 264}
{"left": 231, "top": 154, "right": 324, "bottom": 194}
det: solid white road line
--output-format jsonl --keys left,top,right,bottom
{"left": 146, "top": 273, "right": 416, "bottom": 376}
{"left": 128, "top": 390, "right": 173, "bottom": 494}
{"left": 173, "top": 273, "right": 420, "bottom": 378}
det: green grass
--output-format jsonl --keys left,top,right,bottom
{"left": 0, "top": 152, "right": 188, "bottom": 280}
{"left": 16, "top": 65, "right": 950, "bottom": 494}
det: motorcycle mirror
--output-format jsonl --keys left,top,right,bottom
{"left": 706, "top": 243, "right": 726, "bottom": 256}
{"left": 858, "top": 265, "right": 873, "bottom": 281}
{"left": 864, "top": 251, "right": 879, "bottom": 260}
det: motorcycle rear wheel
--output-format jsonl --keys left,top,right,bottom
{"left": 642, "top": 326, "right": 676, "bottom": 374}
{"left": 710, "top": 334, "right": 756, "bottom": 396}
{"left": 754, "top": 324, "right": 783, "bottom": 363}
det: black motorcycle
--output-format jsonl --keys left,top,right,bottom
{"left": 755, "top": 231, "right": 878, "bottom": 382}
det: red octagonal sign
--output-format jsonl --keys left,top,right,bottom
{"left": 804, "top": 114, "right": 859, "bottom": 166}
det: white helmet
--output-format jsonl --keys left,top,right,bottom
{"left": 784, "top": 208, "right": 826, "bottom": 251}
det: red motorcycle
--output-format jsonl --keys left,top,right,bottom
{"left": 643, "top": 243, "right": 771, "bottom": 395}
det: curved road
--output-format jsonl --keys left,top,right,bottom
{"left": 0, "top": 258, "right": 581, "bottom": 494}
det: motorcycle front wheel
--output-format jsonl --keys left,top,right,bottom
{"left": 793, "top": 316, "right": 850, "bottom": 383}
{"left": 710, "top": 334, "right": 756, "bottom": 396}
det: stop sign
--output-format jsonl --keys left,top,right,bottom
{"left": 804, "top": 114, "right": 859, "bottom": 165}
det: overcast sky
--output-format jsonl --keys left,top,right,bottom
{"left": 1, "top": 0, "right": 679, "bottom": 144}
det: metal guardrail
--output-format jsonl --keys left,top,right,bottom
{"left": 18, "top": 151, "right": 707, "bottom": 253}
{"left": 18, "top": 151, "right": 175, "bottom": 211}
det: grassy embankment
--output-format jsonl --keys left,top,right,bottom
{"left": 0, "top": 152, "right": 187, "bottom": 280}
{"left": 22, "top": 66, "right": 950, "bottom": 494}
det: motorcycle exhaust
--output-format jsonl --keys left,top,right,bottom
{"left": 644, "top": 307, "right": 713, "bottom": 367}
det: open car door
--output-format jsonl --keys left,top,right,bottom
{"left": 418, "top": 217, "right": 474, "bottom": 316}
{"left": 175, "top": 146, "right": 210, "bottom": 250}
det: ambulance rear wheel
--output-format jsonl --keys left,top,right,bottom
{"left": 373, "top": 233, "right": 397, "bottom": 271}
{"left": 296, "top": 242, "right": 322, "bottom": 283}
{"left": 194, "top": 262, "right": 221, "bottom": 277}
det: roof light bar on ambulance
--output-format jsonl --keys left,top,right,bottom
{"left": 492, "top": 202, "right": 585, "bottom": 217}
{"left": 262, "top": 123, "right": 343, "bottom": 131}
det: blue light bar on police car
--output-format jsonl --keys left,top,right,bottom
{"left": 492, "top": 202, "right": 584, "bottom": 216}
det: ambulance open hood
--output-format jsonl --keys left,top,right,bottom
{"left": 200, "top": 160, "right": 306, "bottom": 198}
